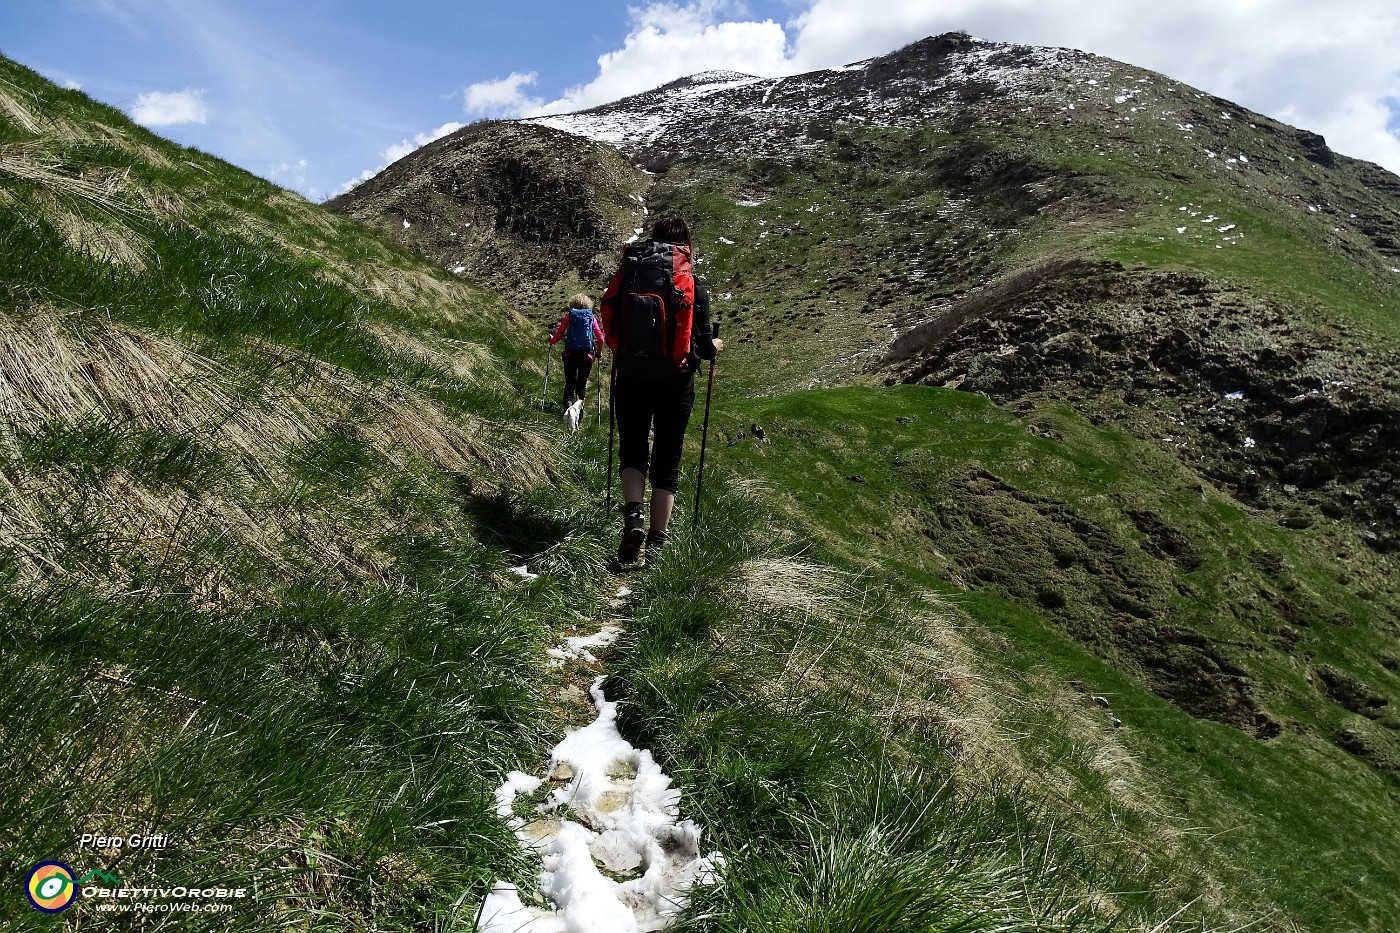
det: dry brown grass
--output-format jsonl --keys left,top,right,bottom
{"left": 0, "top": 144, "right": 151, "bottom": 269}
{"left": 726, "top": 547, "right": 1180, "bottom": 874}
{"left": 367, "top": 323, "right": 514, "bottom": 388}
{"left": 0, "top": 310, "right": 552, "bottom": 591}
{"left": 0, "top": 79, "right": 42, "bottom": 134}
{"left": 737, "top": 556, "right": 847, "bottom": 614}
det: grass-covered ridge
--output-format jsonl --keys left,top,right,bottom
{"left": 662, "top": 384, "right": 1399, "bottom": 930}
{"left": 0, "top": 54, "right": 619, "bottom": 929}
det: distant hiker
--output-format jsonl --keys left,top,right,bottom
{"left": 549, "top": 294, "right": 606, "bottom": 407}
{"left": 601, "top": 215, "right": 724, "bottom": 565}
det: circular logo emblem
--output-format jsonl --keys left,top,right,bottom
{"left": 26, "top": 862, "right": 77, "bottom": 913}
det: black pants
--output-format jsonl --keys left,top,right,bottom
{"left": 614, "top": 370, "right": 695, "bottom": 494}
{"left": 562, "top": 353, "right": 594, "bottom": 404}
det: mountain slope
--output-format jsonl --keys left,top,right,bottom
{"left": 335, "top": 31, "right": 1400, "bottom": 931}
{"left": 0, "top": 54, "right": 625, "bottom": 930}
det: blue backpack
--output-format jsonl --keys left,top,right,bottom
{"left": 564, "top": 307, "right": 596, "bottom": 354}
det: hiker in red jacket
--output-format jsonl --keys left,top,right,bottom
{"left": 600, "top": 216, "right": 723, "bottom": 565}
{"left": 549, "top": 294, "right": 606, "bottom": 407}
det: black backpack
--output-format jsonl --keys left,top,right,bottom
{"left": 601, "top": 241, "right": 696, "bottom": 377}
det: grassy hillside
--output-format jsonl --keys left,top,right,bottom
{"left": 0, "top": 55, "right": 619, "bottom": 929}
{"left": 701, "top": 386, "right": 1400, "bottom": 928}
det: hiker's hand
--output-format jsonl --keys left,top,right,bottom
{"left": 712, "top": 338, "right": 724, "bottom": 353}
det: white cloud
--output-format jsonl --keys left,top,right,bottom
{"left": 130, "top": 88, "right": 208, "bottom": 126}
{"left": 536, "top": 1, "right": 794, "bottom": 115}
{"left": 1289, "top": 97, "right": 1400, "bottom": 176}
{"left": 465, "top": 72, "right": 545, "bottom": 117}
{"left": 268, "top": 158, "right": 309, "bottom": 189}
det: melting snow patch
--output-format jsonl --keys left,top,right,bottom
{"left": 479, "top": 677, "right": 723, "bottom": 933}
{"left": 1218, "top": 224, "right": 1236, "bottom": 233}
{"left": 1177, "top": 227, "right": 1188, "bottom": 234}
{"left": 452, "top": 265, "right": 466, "bottom": 274}
{"left": 509, "top": 565, "right": 539, "bottom": 582}
{"left": 1225, "top": 391, "right": 1245, "bottom": 400}
{"left": 718, "top": 236, "right": 735, "bottom": 245}
{"left": 402, "top": 219, "right": 411, "bottom": 229}
{"left": 547, "top": 626, "right": 623, "bottom": 667}
{"left": 1244, "top": 437, "right": 1257, "bottom": 449}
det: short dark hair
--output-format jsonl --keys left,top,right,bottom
{"left": 651, "top": 215, "right": 691, "bottom": 245}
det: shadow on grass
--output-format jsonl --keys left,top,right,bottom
{"left": 461, "top": 485, "right": 574, "bottom": 562}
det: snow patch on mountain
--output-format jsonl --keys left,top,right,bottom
{"left": 527, "top": 38, "right": 1127, "bottom": 162}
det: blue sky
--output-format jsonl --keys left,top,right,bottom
{"left": 4, "top": 0, "right": 1398, "bottom": 201}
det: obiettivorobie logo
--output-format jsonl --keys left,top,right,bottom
{"left": 25, "top": 862, "right": 248, "bottom": 915}
{"left": 25, "top": 863, "right": 82, "bottom": 913}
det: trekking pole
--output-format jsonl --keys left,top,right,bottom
{"left": 605, "top": 357, "right": 617, "bottom": 514}
{"left": 596, "top": 366, "right": 603, "bottom": 427}
{"left": 541, "top": 342, "right": 554, "bottom": 410}
{"left": 692, "top": 321, "right": 720, "bottom": 529}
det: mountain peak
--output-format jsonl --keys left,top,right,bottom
{"left": 661, "top": 69, "right": 763, "bottom": 89}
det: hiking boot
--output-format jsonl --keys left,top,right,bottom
{"left": 645, "top": 528, "right": 668, "bottom": 562}
{"left": 617, "top": 504, "right": 646, "bottom": 566}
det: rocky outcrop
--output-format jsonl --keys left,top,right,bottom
{"left": 327, "top": 122, "right": 648, "bottom": 313}
{"left": 882, "top": 260, "right": 1400, "bottom": 547}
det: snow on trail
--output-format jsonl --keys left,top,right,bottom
{"left": 478, "top": 586, "right": 723, "bottom": 932}
{"left": 546, "top": 626, "right": 622, "bottom": 667}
